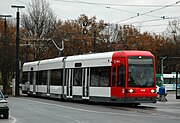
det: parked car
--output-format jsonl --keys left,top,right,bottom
{"left": 0, "top": 90, "right": 9, "bottom": 119}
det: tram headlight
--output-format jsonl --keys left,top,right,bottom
{"left": 150, "top": 89, "right": 156, "bottom": 93}
{"left": 126, "top": 89, "right": 134, "bottom": 93}
{"left": 129, "top": 89, "right": 134, "bottom": 93}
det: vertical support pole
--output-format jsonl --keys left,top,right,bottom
{"left": 161, "top": 56, "right": 167, "bottom": 84}
{"left": 176, "top": 70, "right": 179, "bottom": 99}
{"left": 11, "top": 5, "right": 25, "bottom": 96}
{"left": 15, "top": 10, "right": 20, "bottom": 96}
{"left": 62, "top": 57, "right": 67, "bottom": 99}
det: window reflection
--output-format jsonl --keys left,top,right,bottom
{"left": 73, "top": 68, "right": 82, "bottom": 86}
{"left": 51, "top": 69, "right": 62, "bottom": 85}
{"left": 90, "top": 67, "right": 110, "bottom": 87}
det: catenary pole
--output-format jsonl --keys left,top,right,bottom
{"left": 11, "top": 5, "right": 25, "bottom": 96}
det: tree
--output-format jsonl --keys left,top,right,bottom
{"left": 21, "top": 0, "right": 57, "bottom": 60}
{"left": 52, "top": 15, "right": 109, "bottom": 56}
{"left": 0, "top": 19, "right": 16, "bottom": 94}
{"left": 167, "top": 20, "right": 180, "bottom": 43}
{"left": 157, "top": 19, "right": 180, "bottom": 73}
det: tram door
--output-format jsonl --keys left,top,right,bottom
{"left": 29, "top": 70, "right": 36, "bottom": 95}
{"left": 47, "top": 71, "right": 50, "bottom": 96}
{"left": 111, "top": 58, "right": 126, "bottom": 98}
{"left": 82, "top": 68, "right": 90, "bottom": 99}
{"left": 66, "top": 69, "right": 73, "bottom": 98}
{"left": 26, "top": 72, "right": 30, "bottom": 93}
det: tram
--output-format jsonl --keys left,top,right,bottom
{"left": 156, "top": 73, "right": 180, "bottom": 91}
{"left": 22, "top": 51, "right": 157, "bottom": 105}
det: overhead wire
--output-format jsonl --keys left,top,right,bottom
{"left": 54, "top": 0, "right": 180, "bottom": 33}
{"left": 56, "top": 0, "right": 140, "bottom": 15}
{"left": 56, "top": 0, "right": 180, "bottom": 7}
{"left": 123, "top": 17, "right": 180, "bottom": 24}
{"left": 16, "top": 0, "right": 180, "bottom": 29}
{"left": 116, "top": 0, "right": 180, "bottom": 23}
{"left": 56, "top": 0, "right": 180, "bottom": 22}
{"left": 56, "top": 0, "right": 176, "bottom": 20}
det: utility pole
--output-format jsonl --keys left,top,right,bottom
{"left": 161, "top": 56, "right": 167, "bottom": 75}
{"left": 11, "top": 5, "right": 25, "bottom": 96}
{"left": 161, "top": 56, "right": 167, "bottom": 84}
{"left": 0, "top": 15, "right": 12, "bottom": 42}
{"left": 0, "top": 15, "right": 11, "bottom": 94}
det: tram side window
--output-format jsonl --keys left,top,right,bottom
{"left": 22, "top": 72, "right": 28, "bottom": 84}
{"left": 117, "top": 66, "right": 125, "bottom": 87}
{"left": 51, "top": 69, "right": 63, "bottom": 85}
{"left": 36, "top": 71, "right": 42, "bottom": 85}
{"left": 42, "top": 71, "right": 47, "bottom": 85}
{"left": 37, "top": 71, "right": 47, "bottom": 85}
{"left": 73, "top": 68, "right": 82, "bottom": 86}
{"left": 164, "top": 78, "right": 176, "bottom": 84}
{"left": 100, "top": 67, "right": 110, "bottom": 87}
{"left": 30, "top": 71, "right": 34, "bottom": 85}
{"left": 90, "top": 67, "right": 110, "bottom": 87}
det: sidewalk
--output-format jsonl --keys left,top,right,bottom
{"left": 167, "top": 93, "right": 180, "bottom": 102}
{"left": 157, "top": 91, "right": 180, "bottom": 103}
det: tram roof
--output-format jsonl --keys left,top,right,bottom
{"left": 112, "top": 51, "right": 153, "bottom": 57}
{"left": 23, "top": 51, "right": 153, "bottom": 71}
{"left": 65, "top": 52, "right": 114, "bottom": 61}
{"left": 23, "top": 57, "right": 64, "bottom": 71}
{"left": 64, "top": 50, "right": 153, "bottom": 61}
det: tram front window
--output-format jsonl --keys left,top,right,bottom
{"left": 128, "top": 57, "right": 154, "bottom": 87}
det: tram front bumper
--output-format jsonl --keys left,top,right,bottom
{"left": 125, "top": 97, "right": 157, "bottom": 103}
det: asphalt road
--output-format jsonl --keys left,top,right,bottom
{"left": 0, "top": 93, "right": 180, "bottom": 123}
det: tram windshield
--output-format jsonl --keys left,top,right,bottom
{"left": 128, "top": 56, "right": 154, "bottom": 87}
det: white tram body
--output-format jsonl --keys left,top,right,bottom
{"left": 22, "top": 52, "right": 113, "bottom": 101}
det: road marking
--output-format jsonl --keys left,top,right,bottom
{"left": 14, "top": 97, "right": 141, "bottom": 117}
{"left": 10, "top": 116, "right": 17, "bottom": 123}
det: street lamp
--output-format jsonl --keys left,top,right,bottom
{"left": 161, "top": 56, "right": 167, "bottom": 84}
{"left": 161, "top": 56, "right": 167, "bottom": 75}
{"left": 11, "top": 5, "right": 25, "bottom": 96}
{"left": 0, "top": 15, "right": 12, "bottom": 43}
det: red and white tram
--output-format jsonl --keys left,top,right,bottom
{"left": 22, "top": 51, "right": 157, "bottom": 105}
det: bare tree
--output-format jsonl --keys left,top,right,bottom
{"left": 21, "top": 0, "right": 57, "bottom": 60}
{"left": 167, "top": 20, "right": 180, "bottom": 43}
{"left": 22, "top": 0, "right": 57, "bottom": 38}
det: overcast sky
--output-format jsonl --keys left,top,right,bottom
{"left": 0, "top": 0, "right": 179, "bottom": 34}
